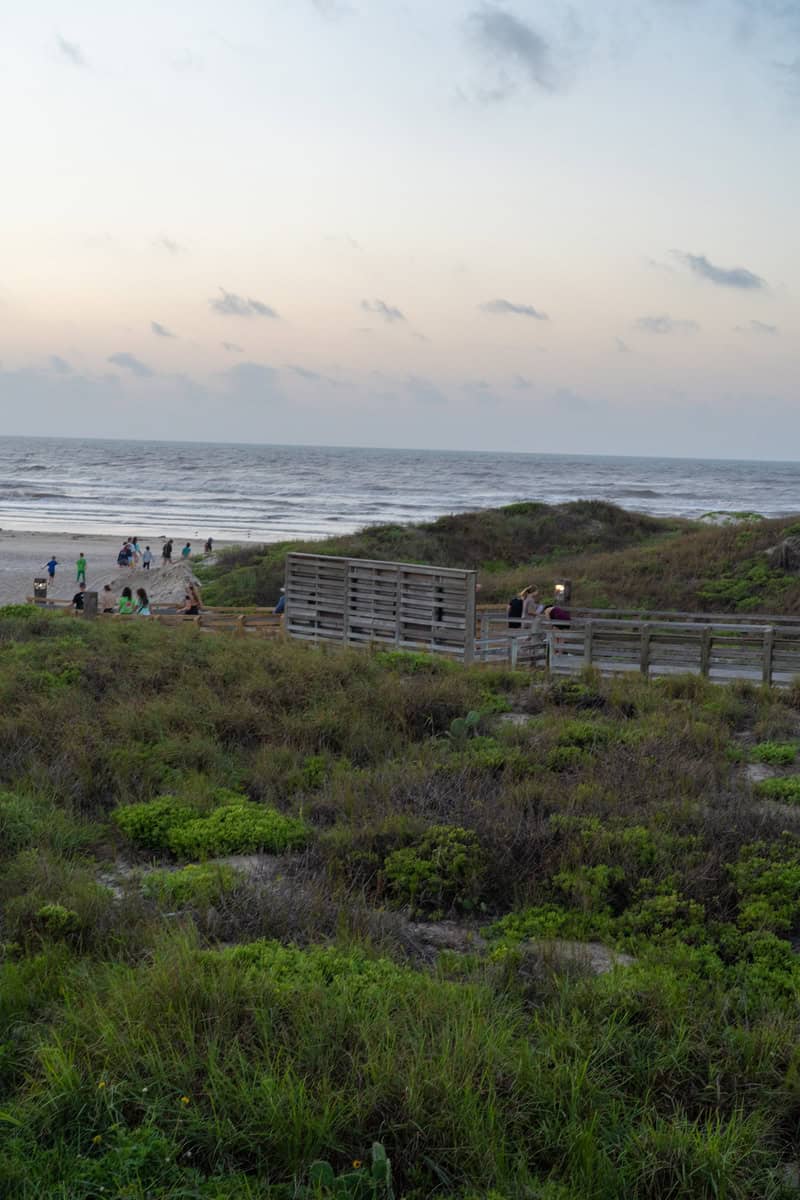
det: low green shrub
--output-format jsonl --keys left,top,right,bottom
{"left": 113, "top": 797, "right": 196, "bottom": 850}
{"left": 545, "top": 745, "right": 589, "bottom": 772}
{"left": 384, "top": 824, "right": 485, "bottom": 915}
{"left": 168, "top": 803, "right": 309, "bottom": 859}
{"left": 750, "top": 741, "right": 797, "bottom": 766}
{"left": 731, "top": 842, "right": 800, "bottom": 933}
{"left": 35, "top": 903, "right": 81, "bottom": 938}
{"left": 753, "top": 777, "right": 800, "bottom": 803}
{"left": 142, "top": 863, "right": 242, "bottom": 908}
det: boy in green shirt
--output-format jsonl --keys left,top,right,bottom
{"left": 76, "top": 553, "right": 87, "bottom": 584}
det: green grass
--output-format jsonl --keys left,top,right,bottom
{"left": 3, "top": 609, "right": 800, "bottom": 1196}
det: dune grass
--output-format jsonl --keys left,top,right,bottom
{"left": 2, "top": 610, "right": 800, "bottom": 1195}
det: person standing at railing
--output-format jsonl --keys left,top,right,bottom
{"left": 522, "top": 586, "right": 543, "bottom": 622}
{"left": 507, "top": 591, "right": 524, "bottom": 629}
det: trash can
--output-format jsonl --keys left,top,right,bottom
{"left": 33, "top": 577, "right": 48, "bottom": 604}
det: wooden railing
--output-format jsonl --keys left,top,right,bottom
{"left": 24, "top": 597, "right": 800, "bottom": 685}
{"left": 25, "top": 598, "right": 283, "bottom": 639}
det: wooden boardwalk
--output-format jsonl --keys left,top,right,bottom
{"left": 25, "top": 596, "right": 800, "bottom": 686}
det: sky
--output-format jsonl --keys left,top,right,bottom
{"left": 1, "top": 0, "right": 799, "bottom": 458}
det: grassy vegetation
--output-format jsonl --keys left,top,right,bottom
{"left": 198, "top": 501, "right": 800, "bottom": 616}
{"left": 3, "top": 608, "right": 800, "bottom": 1195}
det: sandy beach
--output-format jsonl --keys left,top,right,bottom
{"left": 0, "top": 530, "right": 238, "bottom": 607}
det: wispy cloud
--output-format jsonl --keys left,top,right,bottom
{"left": 56, "top": 35, "right": 87, "bottom": 67}
{"left": 674, "top": 251, "right": 766, "bottom": 290}
{"left": 108, "top": 352, "right": 154, "bottom": 378}
{"left": 210, "top": 289, "right": 279, "bottom": 318}
{"left": 288, "top": 364, "right": 338, "bottom": 385}
{"left": 468, "top": 6, "right": 555, "bottom": 97}
{"left": 361, "top": 299, "right": 405, "bottom": 323}
{"left": 49, "top": 355, "right": 72, "bottom": 374}
{"left": 635, "top": 315, "right": 699, "bottom": 335}
{"left": 735, "top": 319, "right": 779, "bottom": 335}
{"left": 151, "top": 321, "right": 175, "bottom": 339}
{"left": 224, "top": 361, "right": 281, "bottom": 399}
{"left": 480, "top": 298, "right": 549, "bottom": 320}
{"left": 221, "top": 341, "right": 244, "bottom": 353}
{"left": 154, "top": 236, "right": 184, "bottom": 254}
{"left": 405, "top": 374, "right": 447, "bottom": 405}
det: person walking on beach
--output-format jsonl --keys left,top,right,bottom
{"left": 142, "top": 545, "right": 153, "bottom": 571}
{"left": 130, "top": 537, "right": 141, "bottom": 566}
{"left": 76, "top": 552, "right": 87, "bottom": 585}
{"left": 204, "top": 537, "right": 213, "bottom": 554}
{"left": 117, "top": 543, "right": 131, "bottom": 570}
{"left": 135, "top": 587, "right": 151, "bottom": 616}
{"left": 162, "top": 539, "right": 173, "bottom": 566}
{"left": 118, "top": 587, "right": 134, "bottom": 615}
{"left": 72, "top": 582, "right": 87, "bottom": 612}
{"left": 181, "top": 541, "right": 192, "bottom": 560}
{"left": 44, "top": 556, "right": 58, "bottom": 583}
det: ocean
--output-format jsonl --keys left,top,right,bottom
{"left": 1, "top": 436, "right": 799, "bottom": 542}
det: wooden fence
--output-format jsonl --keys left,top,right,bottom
{"left": 284, "top": 553, "right": 477, "bottom": 662}
{"left": 25, "top": 595, "right": 800, "bottom": 685}
{"left": 26, "top": 598, "right": 283, "bottom": 639}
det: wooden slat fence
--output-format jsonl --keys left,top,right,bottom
{"left": 284, "top": 553, "right": 477, "bottom": 662}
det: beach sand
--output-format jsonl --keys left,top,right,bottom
{"left": 0, "top": 531, "right": 236, "bottom": 607}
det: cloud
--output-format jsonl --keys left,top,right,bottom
{"left": 221, "top": 341, "right": 244, "bottom": 353}
{"left": 49, "top": 355, "right": 72, "bottom": 374}
{"left": 56, "top": 35, "right": 87, "bottom": 67}
{"left": 480, "top": 298, "right": 549, "bottom": 320}
{"left": 468, "top": 7, "right": 555, "bottom": 95}
{"left": 674, "top": 251, "right": 766, "bottom": 290}
{"left": 735, "top": 319, "right": 779, "bottom": 335}
{"left": 210, "top": 289, "right": 279, "bottom": 318}
{"left": 151, "top": 321, "right": 176, "bottom": 339}
{"left": 635, "top": 315, "right": 699, "bottom": 335}
{"left": 616, "top": 338, "right": 631, "bottom": 353}
{"left": 223, "top": 362, "right": 281, "bottom": 401}
{"left": 108, "top": 352, "right": 154, "bottom": 378}
{"left": 154, "top": 236, "right": 184, "bottom": 254}
{"left": 288, "top": 364, "right": 338, "bottom": 385}
{"left": 361, "top": 299, "right": 405, "bottom": 323}
{"left": 405, "top": 374, "right": 447, "bottom": 406}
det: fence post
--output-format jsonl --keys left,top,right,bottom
{"left": 762, "top": 626, "right": 775, "bottom": 687}
{"left": 639, "top": 624, "right": 652, "bottom": 678}
{"left": 583, "top": 620, "right": 594, "bottom": 668}
{"left": 236, "top": 614, "right": 246, "bottom": 637}
{"left": 510, "top": 637, "right": 519, "bottom": 669}
{"left": 700, "top": 627, "right": 711, "bottom": 677}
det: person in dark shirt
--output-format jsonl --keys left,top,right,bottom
{"left": 72, "top": 582, "right": 87, "bottom": 612}
{"left": 507, "top": 592, "right": 524, "bottom": 629}
{"left": 274, "top": 588, "right": 286, "bottom": 615}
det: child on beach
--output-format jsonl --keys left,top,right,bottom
{"left": 44, "top": 556, "right": 58, "bottom": 581}
{"left": 162, "top": 540, "right": 173, "bottom": 566}
{"left": 118, "top": 587, "right": 134, "bottom": 615}
{"left": 101, "top": 584, "right": 115, "bottom": 613}
{"left": 142, "top": 546, "right": 152, "bottom": 570}
{"left": 72, "top": 582, "right": 87, "bottom": 612}
{"left": 117, "top": 543, "right": 131, "bottom": 569}
{"left": 76, "top": 553, "right": 87, "bottom": 584}
{"left": 181, "top": 542, "right": 192, "bottom": 559}
{"left": 135, "top": 587, "right": 151, "bottom": 616}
